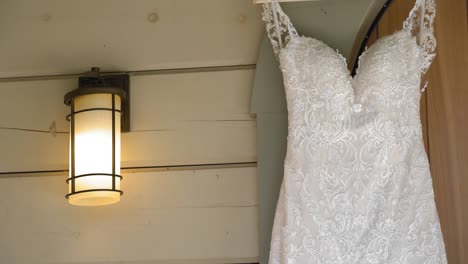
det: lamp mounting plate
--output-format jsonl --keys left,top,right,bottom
{"left": 78, "top": 72, "right": 131, "bottom": 132}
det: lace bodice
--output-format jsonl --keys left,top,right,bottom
{"left": 261, "top": 1, "right": 447, "bottom": 263}
{"left": 263, "top": 0, "right": 436, "bottom": 74}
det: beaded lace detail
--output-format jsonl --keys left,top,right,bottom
{"left": 263, "top": 0, "right": 437, "bottom": 74}
{"left": 403, "top": 0, "right": 437, "bottom": 74}
{"left": 262, "top": 1, "right": 447, "bottom": 263}
{"left": 262, "top": 0, "right": 298, "bottom": 59}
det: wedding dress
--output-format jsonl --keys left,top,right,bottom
{"left": 262, "top": 0, "right": 447, "bottom": 263}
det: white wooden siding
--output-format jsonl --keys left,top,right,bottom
{"left": 0, "top": 168, "right": 258, "bottom": 264}
{"left": 0, "top": 59, "right": 258, "bottom": 264}
{"left": 0, "top": 1, "right": 260, "bottom": 263}
{"left": 0, "top": 69, "right": 256, "bottom": 172}
{"left": 0, "top": 0, "right": 263, "bottom": 78}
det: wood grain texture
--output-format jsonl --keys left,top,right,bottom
{"left": 0, "top": 2, "right": 261, "bottom": 263}
{"left": 0, "top": 70, "right": 256, "bottom": 173}
{"left": 425, "top": 0, "right": 468, "bottom": 262}
{"left": 0, "top": 167, "right": 259, "bottom": 264}
{"left": 366, "top": 27, "right": 378, "bottom": 47}
{"left": 130, "top": 70, "right": 256, "bottom": 131}
{"left": 0, "top": 70, "right": 256, "bottom": 132}
{"left": 372, "top": 0, "right": 468, "bottom": 263}
{"left": 0, "top": 0, "right": 263, "bottom": 78}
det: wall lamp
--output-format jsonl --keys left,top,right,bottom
{"left": 64, "top": 67, "right": 130, "bottom": 206}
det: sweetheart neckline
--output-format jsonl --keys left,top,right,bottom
{"left": 279, "top": 29, "right": 419, "bottom": 107}
{"left": 279, "top": 29, "right": 417, "bottom": 81}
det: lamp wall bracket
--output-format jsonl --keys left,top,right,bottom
{"left": 64, "top": 67, "right": 131, "bottom": 132}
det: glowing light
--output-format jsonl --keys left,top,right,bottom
{"left": 67, "top": 93, "right": 122, "bottom": 206}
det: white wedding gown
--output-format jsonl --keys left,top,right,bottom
{"left": 262, "top": 0, "right": 447, "bottom": 263}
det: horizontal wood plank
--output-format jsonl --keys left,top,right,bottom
{"left": 0, "top": 78, "right": 74, "bottom": 132}
{"left": 0, "top": 168, "right": 258, "bottom": 263}
{"left": 131, "top": 69, "right": 256, "bottom": 131}
{"left": 0, "top": 121, "right": 256, "bottom": 173}
{"left": 0, "top": 69, "right": 256, "bottom": 132}
{"left": 48, "top": 258, "right": 259, "bottom": 264}
{"left": 0, "top": 69, "right": 257, "bottom": 173}
{"left": 122, "top": 121, "right": 256, "bottom": 168}
{"left": 0, "top": 0, "right": 263, "bottom": 78}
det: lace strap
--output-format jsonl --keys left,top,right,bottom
{"left": 262, "top": 0, "right": 298, "bottom": 59}
{"left": 403, "top": 0, "right": 437, "bottom": 74}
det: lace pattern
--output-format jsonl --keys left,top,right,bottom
{"left": 403, "top": 0, "right": 437, "bottom": 74}
{"left": 262, "top": 0, "right": 437, "bottom": 74}
{"left": 262, "top": 1, "right": 447, "bottom": 263}
{"left": 262, "top": 0, "right": 298, "bottom": 59}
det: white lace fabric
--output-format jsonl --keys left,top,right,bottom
{"left": 262, "top": 0, "right": 447, "bottom": 263}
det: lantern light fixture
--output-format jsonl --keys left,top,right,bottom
{"left": 64, "top": 67, "right": 130, "bottom": 206}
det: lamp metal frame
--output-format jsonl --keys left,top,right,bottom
{"left": 64, "top": 68, "right": 130, "bottom": 200}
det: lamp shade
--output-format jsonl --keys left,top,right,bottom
{"left": 64, "top": 87, "right": 125, "bottom": 206}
